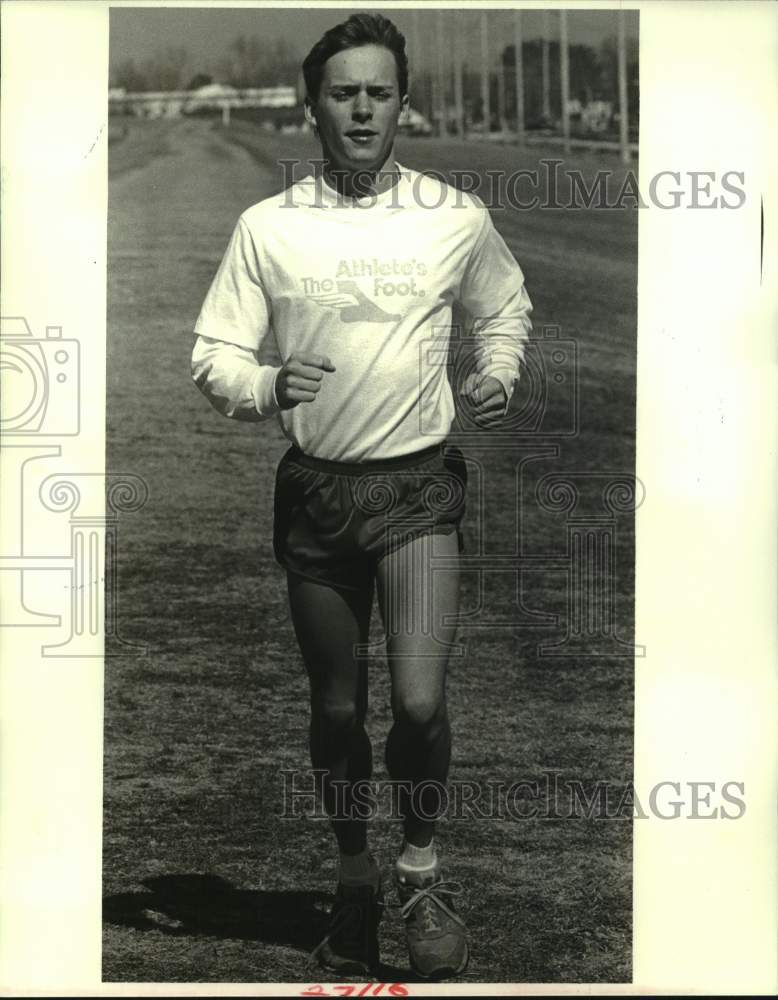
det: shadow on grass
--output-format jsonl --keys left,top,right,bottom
{"left": 103, "top": 873, "right": 444, "bottom": 983}
{"left": 103, "top": 873, "right": 329, "bottom": 951}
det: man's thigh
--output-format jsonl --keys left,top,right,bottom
{"left": 287, "top": 572, "right": 374, "bottom": 700}
{"left": 375, "top": 530, "right": 460, "bottom": 701}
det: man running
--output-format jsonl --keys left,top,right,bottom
{"left": 191, "top": 12, "right": 532, "bottom": 981}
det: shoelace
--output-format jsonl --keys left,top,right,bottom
{"left": 397, "top": 879, "right": 466, "bottom": 932}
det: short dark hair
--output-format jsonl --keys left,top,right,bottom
{"left": 302, "top": 13, "right": 408, "bottom": 102}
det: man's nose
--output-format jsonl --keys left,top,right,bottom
{"left": 352, "top": 91, "right": 372, "bottom": 119}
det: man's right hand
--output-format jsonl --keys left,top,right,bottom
{"left": 274, "top": 353, "right": 336, "bottom": 410}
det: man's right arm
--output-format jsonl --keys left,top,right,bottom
{"left": 192, "top": 216, "right": 336, "bottom": 421}
{"left": 191, "top": 336, "right": 337, "bottom": 421}
{"left": 191, "top": 334, "right": 282, "bottom": 422}
{"left": 191, "top": 214, "right": 283, "bottom": 421}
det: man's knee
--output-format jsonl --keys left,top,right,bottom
{"left": 392, "top": 693, "right": 448, "bottom": 737}
{"left": 314, "top": 696, "right": 361, "bottom": 736}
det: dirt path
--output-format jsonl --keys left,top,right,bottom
{"left": 107, "top": 118, "right": 290, "bottom": 509}
{"left": 110, "top": 117, "right": 281, "bottom": 237}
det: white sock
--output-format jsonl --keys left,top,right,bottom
{"left": 396, "top": 839, "right": 438, "bottom": 875}
{"left": 339, "top": 849, "right": 380, "bottom": 889}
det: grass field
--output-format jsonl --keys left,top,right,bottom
{"left": 104, "top": 116, "right": 637, "bottom": 984}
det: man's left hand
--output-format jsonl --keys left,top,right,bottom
{"left": 459, "top": 373, "right": 508, "bottom": 428}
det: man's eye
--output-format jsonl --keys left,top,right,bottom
{"left": 332, "top": 92, "right": 351, "bottom": 101}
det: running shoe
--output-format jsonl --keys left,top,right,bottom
{"left": 310, "top": 878, "right": 383, "bottom": 976}
{"left": 396, "top": 869, "right": 469, "bottom": 979}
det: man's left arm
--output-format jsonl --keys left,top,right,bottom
{"left": 458, "top": 210, "right": 533, "bottom": 423}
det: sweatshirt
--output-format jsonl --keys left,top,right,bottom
{"left": 192, "top": 163, "right": 532, "bottom": 462}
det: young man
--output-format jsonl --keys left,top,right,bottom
{"left": 191, "top": 13, "right": 532, "bottom": 981}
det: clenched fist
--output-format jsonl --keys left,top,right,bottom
{"left": 275, "top": 352, "right": 336, "bottom": 410}
{"left": 459, "top": 373, "right": 508, "bottom": 428}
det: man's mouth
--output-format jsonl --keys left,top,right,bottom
{"left": 346, "top": 129, "right": 379, "bottom": 144}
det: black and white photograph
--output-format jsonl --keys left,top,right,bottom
{"left": 102, "top": 4, "right": 639, "bottom": 985}
{"left": 1, "top": 1, "right": 776, "bottom": 996}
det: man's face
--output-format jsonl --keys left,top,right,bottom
{"left": 306, "top": 44, "right": 408, "bottom": 176}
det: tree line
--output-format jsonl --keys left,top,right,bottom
{"left": 110, "top": 36, "right": 301, "bottom": 93}
{"left": 110, "top": 32, "right": 638, "bottom": 122}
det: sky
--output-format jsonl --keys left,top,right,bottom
{"left": 109, "top": 5, "right": 639, "bottom": 76}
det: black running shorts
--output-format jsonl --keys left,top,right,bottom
{"left": 273, "top": 441, "right": 467, "bottom": 591}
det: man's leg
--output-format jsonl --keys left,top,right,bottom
{"left": 377, "top": 531, "right": 459, "bottom": 846}
{"left": 376, "top": 529, "right": 469, "bottom": 979}
{"left": 287, "top": 571, "right": 383, "bottom": 975}
{"left": 286, "top": 571, "right": 374, "bottom": 855}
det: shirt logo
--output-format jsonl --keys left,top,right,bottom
{"left": 301, "top": 257, "right": 427, "bottom": 325}
{"left": 306, "top": 280, "right": 400, "bottom": 324}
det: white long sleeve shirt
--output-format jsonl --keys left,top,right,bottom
{"left": 192, "top": 163, "right": 532, "bottom": 461}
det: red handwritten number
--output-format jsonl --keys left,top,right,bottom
{"left": 300, "top": 984, "right": 406, "bottom": 998}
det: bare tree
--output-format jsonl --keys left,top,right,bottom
{"left": 217, "top": 33, "right": 299, "bottom": 88}
{"left": 111, "top": 57, "right": 147, "bottom": 93}
{"left": 111, "top": 35, "right": 301, "bottom": 94}
{"left": 140, "top": 46, "right": 191, "bottom": 91}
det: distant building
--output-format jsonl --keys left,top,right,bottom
{"left": 580, "top": 100, "right": 613, "bottom": 133}
{"left": 108, "top": 82, "right": 299, "bottom": 119}
{"left": 183, "top": 82, "right": 239, "bottom": 114}
{"left": 397, "top": 107, "right": 433, "bottom": 136}
{"left": 184, "top": 83, "right": 297, "bottom": 113}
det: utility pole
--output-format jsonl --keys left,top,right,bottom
{"left": 453, "top": 12, "right": 465, "bottom": 138}
{"left": 496, "top": 28, "right": 507, "bottom": 134}
{"left": 560, "top": 8, "right": 570, "bottom": 152}
{"left": 409, "top": 9, "right": 420, "bottom": 110}
{"left": 513, "top": 8, "right": 525, "bottom": 145}
{"left": 617, "top": 8, "right": 631, "bottom": 164}
{"left": 411, "top": 9, "right": 432, "bottom": 120}
{"left": 436, "top": 8, "right": 446, "bottom": 137}
{"left": 541, "top": 9, "right": 551, "bottom": 124}
{"left": 480, "top": 9, "right": 490, "bottom": 135}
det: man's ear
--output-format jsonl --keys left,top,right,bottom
{"left": 303, "top": 99, "right": 317, "bottom": 130}
{"left": 399, "top": 93, "right": 410, "bottom": 121}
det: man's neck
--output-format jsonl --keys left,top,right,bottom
{"left": 321, "top": 155, "right": 400, "bottom": 200}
